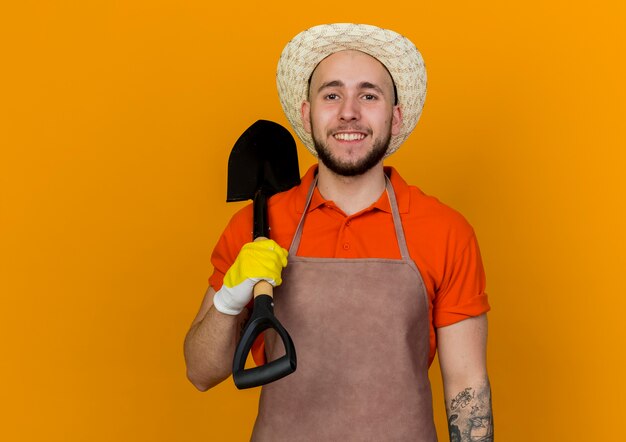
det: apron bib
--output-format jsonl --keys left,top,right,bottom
{"left": 251, "top": 176, "right": 437, "bottom": 441}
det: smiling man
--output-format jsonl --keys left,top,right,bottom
{"left": 184, "top": 23, "right": 493, "bottom": 441}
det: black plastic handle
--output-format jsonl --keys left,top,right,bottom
{"left": 232, "top": 294, "right": 297, "bottom": 389}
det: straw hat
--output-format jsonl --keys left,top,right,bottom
{"left": 276, "top": 23, "right": 427, "bottom": 158}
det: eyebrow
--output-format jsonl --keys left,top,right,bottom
{"left": 317, "top": 80, "right": 386, "bottom": 96}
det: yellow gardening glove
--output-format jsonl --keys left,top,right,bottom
{"left": 213, "top": 239, "right": 288, "bottom": 315}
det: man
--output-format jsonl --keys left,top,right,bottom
{"left": 184, "top": 23, "right": 493, "bottom": 441}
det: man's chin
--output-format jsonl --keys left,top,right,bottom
{"left": 319, "top": 155, "right": 384, "bottom": 177}
{"left": 313, "top": 135, "right": 390, "bottom": 177}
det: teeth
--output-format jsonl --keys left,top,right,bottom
{"left": 334, "top": 133, "right": 365, "bottom": 141}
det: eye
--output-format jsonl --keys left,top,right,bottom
{"left": 362, "top": 94, "right": 377, "bottom": 101}
{"left": 325, "top": 93, "right": 340, "bottom": 100}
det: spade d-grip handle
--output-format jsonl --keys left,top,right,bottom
{"left": 232, "top": 281, "right": 297, "bottom": 389}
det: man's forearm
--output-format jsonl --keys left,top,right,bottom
{"left": 445, "top": 379, "right": 493, "bottom": 442}
{"left": 184, "top": 303, "right": 248, "bottom": 391}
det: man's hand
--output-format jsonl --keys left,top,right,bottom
{"left": 213, "top": 239, "right": 288, "bottom": 315}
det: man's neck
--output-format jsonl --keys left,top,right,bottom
{"left": 316, "top": 162, "right": 386, "bottom": 216}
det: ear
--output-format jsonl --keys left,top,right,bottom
{"left": 391, "top": 105, "right": 402, "bottom": 136}
{"left": 301, "top": 100, "right": 312, "bottom": 134}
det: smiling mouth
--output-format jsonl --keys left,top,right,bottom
{"left": 333, "top": 132, "right": 366, "bottom": 141}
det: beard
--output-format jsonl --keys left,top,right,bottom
{"left": 312, "top": 125, "right": 392, "bottom": 177}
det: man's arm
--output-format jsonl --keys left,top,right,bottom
{"left": 184, "top": 238, "right": 288, "bottom": 391}
{"left": 183, "top": 286, "right": 249, "bottom": 391}
{"left": 437, "top": 313, "right": 493, "bottom": 442}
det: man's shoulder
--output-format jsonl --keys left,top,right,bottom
{"left": 267, "top": 164, "right": 317, "bottom": 212}
{"left": 408, "top": 186, "right": 469, "bottom": 224}
{"left": 389, "top": 167, "right": 476, "bottom": 239}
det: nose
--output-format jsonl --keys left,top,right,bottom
{"left": 338, "top": 95, "right": 360, "bottom": 122}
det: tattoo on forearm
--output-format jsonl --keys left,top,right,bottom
{"left": 451, "top": 388, "right": 474, "bottom": 411}
{"left": 447, "top": 383, "right": 493, "bottom": 442}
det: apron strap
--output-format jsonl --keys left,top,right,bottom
{"left": 289, "top": 173, "right": 411, "bottom": 261}
{"left": 288, "top": 175, "right": 317, "bottom": 256}
{"left": 385, "top": 175, "right": 411, "bottom": 261}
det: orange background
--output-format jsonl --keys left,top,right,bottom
{"left": 2, "top": 1, "right": 625, "bottom": 441}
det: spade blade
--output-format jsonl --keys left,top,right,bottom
{"left": 227, "top": 120, "right": 300, "bottom": 202}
